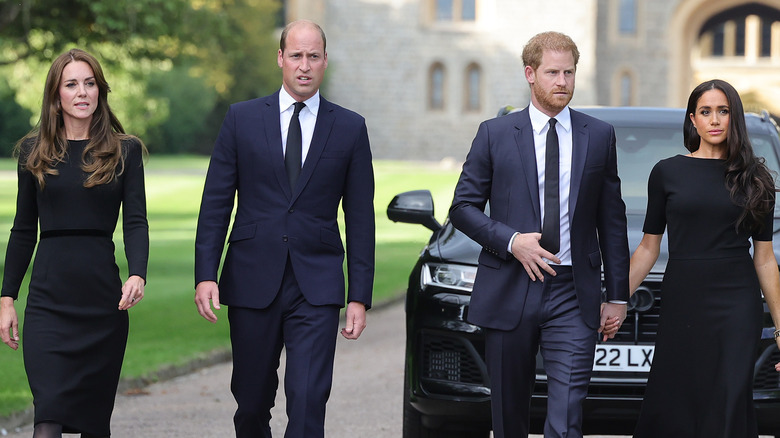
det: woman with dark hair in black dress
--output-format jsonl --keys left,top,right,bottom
{"left": 628, "top": 79, "right": 780, "bottom": 437}
{"left": 0, "top": 48, "right": 148, "bottom": 438}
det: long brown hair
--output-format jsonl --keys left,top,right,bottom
{"left": 683, "top": 79, "right": 777, "bottom": 231}
{"left": 15, "top": 48, "right": 144, "bottom": 188}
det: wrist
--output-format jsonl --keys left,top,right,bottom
{"left": 774, "top": 329, "right": 780, "bottom": 340}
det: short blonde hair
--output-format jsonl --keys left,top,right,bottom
{"left": 521, "top": 31, "right": 579, "bottom": 70}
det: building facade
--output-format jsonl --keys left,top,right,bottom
{"left": 286, "top": 0, "right": 780, "bottom": 160}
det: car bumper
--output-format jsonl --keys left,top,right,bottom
{"left": 408, "top": 290, "right": 780, "bottom": 433}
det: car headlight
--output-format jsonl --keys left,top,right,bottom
{"left": 421, "top": 263, "right": 477, "bottom": 293}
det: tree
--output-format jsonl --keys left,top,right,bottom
{"left": 0, "top": 77, "right": 32, "bottom": 156}
{"left": 0, "top": 0, "right": 198, "bottom": 65}
{"left": 0, "top": 0, "right": 283, "bottom": 154}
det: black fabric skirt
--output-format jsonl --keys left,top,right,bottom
{"left": 634, "top": 254, "right": 762, "bottom": 438}
{"left": 23, "top": 234, "right": 128, "bottom": 436}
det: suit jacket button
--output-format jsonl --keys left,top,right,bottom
{"left": 282, "top": 235, "right": 288, "bottom": 242}
{"left": 288, "top": 209, "right": 294, "bottom": 213}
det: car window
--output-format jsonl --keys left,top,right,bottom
{"left": 750, "top": 133, "right": 780, "bottom": 216}
{"left": 615, "top": 126, "right": 683, "bottom": 213}
{"left": 615, "top": 126, "right": 780, "bottom": 216}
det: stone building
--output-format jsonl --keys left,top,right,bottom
{"left": 284, "top": 0, "right": 780, "bottom": 160}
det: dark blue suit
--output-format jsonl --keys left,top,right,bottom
{"left": 449, "top": 107, "right": 629, "bottom": 437}
{"left": 195, "top": 91, "right": 374, "bottom": 437}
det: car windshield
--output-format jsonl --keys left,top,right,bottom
{"left": 616, "top": 126, "right": 780, "bottom": 217}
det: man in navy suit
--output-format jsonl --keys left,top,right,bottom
{"left": 193, "top": 20, "right": 374, "bottom": 438}
{"left": 449, "top": 32, "right": 630, "bottom": 438}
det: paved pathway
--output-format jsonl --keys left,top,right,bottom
{"left": 1, "top": 301, "right": 679, "bottom": 437}
{"left": 4, "top": 301, "right": 405, "bottom": 437}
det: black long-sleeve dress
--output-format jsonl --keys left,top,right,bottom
{"left": 634, "top": 155, "right": 770, "bottom": 438}
{"left": 1, "top": 138, "right": 148, "bottom": 436}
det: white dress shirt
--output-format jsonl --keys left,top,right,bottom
{"left": 530, "top": 103, "right": 572, "bottom": 265}
{"left": 508, "top": 103, "right": 573, "bottom": 266}
{"left": 279, "top": 87, "right": 319, "bottom": 165}
{"left": 511, "top": 105, "right": 628, "bottom": 304}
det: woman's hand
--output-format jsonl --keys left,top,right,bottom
{"left": 0, "top": 296, "right": 19, "bottom": 350}
{"left": 118, "top": 275, "right": 145, "bottom": 310}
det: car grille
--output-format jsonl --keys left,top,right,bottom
{"left": 416, "top": 280, "right": 779, "bottom": 397}
{"left": 421, "top": 333, "right": 486, "bottom": 385}
{"left": 754, "top": 347, "right": 780, "bottom": 390}
{"left": 611, "top": 281, "right": 662, "bottom": 343}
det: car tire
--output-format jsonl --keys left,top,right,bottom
{"left": 403, "top": 366, "right": 491, "bottom": 438}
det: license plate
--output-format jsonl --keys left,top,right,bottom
{"left": 593, "top": 344, "right": 654, "bottom": 372}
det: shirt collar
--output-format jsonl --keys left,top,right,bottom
{"left": 529, "top": 102, "right": 571, "bottom": 135}
{"left": 279, "top": 87, "right": 320, "bottom": 116}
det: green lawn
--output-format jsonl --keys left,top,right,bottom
{"left": 0, "top": 156, "right": 460, "bottom": 417}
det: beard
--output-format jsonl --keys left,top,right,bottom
{"left": 531, "top": 82, "right": 573, "bottom": 115}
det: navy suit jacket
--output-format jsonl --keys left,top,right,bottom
{"left": 449, "top": 107, "right": 629, "bottom": 330}
{"left": 195, "top": 92, "right": 375, "bottom": 310}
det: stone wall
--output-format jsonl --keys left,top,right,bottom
{"left": 289, "top": 0, "right": 780, "bottom": 159}
{"left": 295, "top": 0, "right": 598, "bottom": 161}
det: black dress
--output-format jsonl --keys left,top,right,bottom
{"left": 1, "top": 139, "right": 148, "bottom": 436}
{"left": 634, "top": 155, "right": 770, "bottom": 438}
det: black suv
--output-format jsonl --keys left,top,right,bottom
{"left": 388, "top": 107, "right": 780, "bottom": 438}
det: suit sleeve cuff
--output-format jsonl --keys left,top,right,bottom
{"left": 508, "top": 232, "right": 519, "bottom": 252}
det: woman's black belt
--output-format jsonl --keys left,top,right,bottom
{"left": 40, "top": 229, "right": 112, "bottom": 239}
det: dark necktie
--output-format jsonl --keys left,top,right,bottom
{"left": 285, "top": 101, "right": 306, "bottom": 189}
{"left": 539, "top": 118, "right": 560, "bottom": 255}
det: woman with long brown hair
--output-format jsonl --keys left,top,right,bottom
{"left": 0, "top": 48, "right": 148, "bottom": 438}
{"left": 629, "top": 79, "right": 780, "bottom": 437}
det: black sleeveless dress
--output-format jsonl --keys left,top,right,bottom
{"left": 634, "top": 155, "right": 770, "bottom": 438}
{"left": 1, "top": 139, "right": 148, "bottom": 436}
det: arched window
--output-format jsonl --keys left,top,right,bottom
{"left": 698, "top": 5, "right": 780, "bottom": 59}
{"left": 429, "top": 63, "right": 446, "bottom": 110}
{"left": 465, "top": 63, "right": 482, "bottom": 111}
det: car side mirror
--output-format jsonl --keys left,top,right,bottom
{"left": 387, "top": 190, "right": 442, "bottom": 232}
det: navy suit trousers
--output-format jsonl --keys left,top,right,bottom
{"left": 485, "top": 267, "right": 597, "bottom": 438}
{"left": 227, "top": 259, "right": 340, "bottom": 438}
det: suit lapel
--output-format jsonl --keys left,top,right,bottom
{"left": 291, "top": 97, "right": 336, "bottom": 203}
{"left": 262, "top": 93, "right": 292, "bottom": 199}
{"left": 569, "top": 109, "right": 589, "bottom": 219}
{"left": 514, "top": 109, "right": 541, "bottom": 225}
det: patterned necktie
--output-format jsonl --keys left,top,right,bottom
{"left": 285, "top": 102, "right": 306, "bottom": 189}
{"left": 539, "top": 118, "right": 560, "bottom": 255}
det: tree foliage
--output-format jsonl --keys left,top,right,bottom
{"left": 0, "top": 0, "right": 196, "bottom": 65}
{"left": 0, "top": 0, "right": 284, "bottom": 154}
{"left": 0, "top": 77, "right": 32, "bottom": 156}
